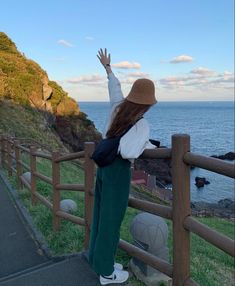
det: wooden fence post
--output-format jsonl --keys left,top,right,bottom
{"left": 171, "top": 134, "right": 191, "bottom": 286}
{"left": 30, "top": 146, "right": 37, "bottom": 205}
{"left": 84, "top": 142, "right": 95, "bottom": 250}
{"left": 14, "top": 139, "right": 23, "bottom": 189}
{"left": 52, "top": 151, "right": 61, "bottom": 231}
{"left": 6, "top": 137, "right": 13, "bottom": 176}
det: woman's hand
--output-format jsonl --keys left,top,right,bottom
{"left": 97, "top": 48, "right": 111, "bottom": 66}
{"left": 97, "top": 48, "right": 112, "bottom": 75}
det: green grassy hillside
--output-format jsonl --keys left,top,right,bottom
{"left": 0, "top": 32, "right": 101, "bottom": 150}
{"left": 0, "top": 98, "right": 65, "bottom": 150}
{"left": 0, "top": 32, "right": 78, "bottom": 114}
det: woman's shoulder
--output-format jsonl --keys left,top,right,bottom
{"left": 128, "top": 117, "right": 149, "bottom": 134}
{"left": 135, "top": 117, "right": 149, "bottom": 127}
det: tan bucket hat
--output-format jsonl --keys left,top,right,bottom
{"left": 126, "top": 78, "right": 157, "bottom": 105}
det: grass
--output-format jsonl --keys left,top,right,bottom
{"left": 2, "top": 156, "right": 234, "bottom": 286}
{"left": 0, "top": 98, "right": 65, "bottom": 150}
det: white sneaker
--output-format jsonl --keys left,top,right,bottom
{"left": 114, "top": 262, "right": 123, "bottom": 270}
{"left": 100, "top": 269, "right": 129, "bottom": 285}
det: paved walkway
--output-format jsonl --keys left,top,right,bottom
{"left": 0, "top": 182, "right": 48, "bottom": 278}
{"left": 0, "top": 173, "right": 108, "bottom": 286}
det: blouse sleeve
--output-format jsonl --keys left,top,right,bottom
{"left": 119, "top": 118, "right": 156, "bottom": 159}
{"left": 108, "top": 73, "right": 124, "bottom": 108}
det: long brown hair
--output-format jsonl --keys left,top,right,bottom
{"left": 106, "top": 99, "right": 150, "bottom": 138}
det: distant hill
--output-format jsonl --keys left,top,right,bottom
{"left": 0, "top": 32, "right": 101, "bottom": 150}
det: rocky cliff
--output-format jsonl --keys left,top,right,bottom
{"left": 0, "top": 32, "right": 101, "bottom": 150}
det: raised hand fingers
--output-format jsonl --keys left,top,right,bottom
{"left": 98, "top": 49, "right": 102, "bottom": 58}
{"left": 97, "top": 48, "right": 111, "bottom": 67}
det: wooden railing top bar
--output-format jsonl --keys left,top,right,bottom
{"left": 141, "top": 147, "right": 171, "bottom": 159}
{"left": 32, "top": 151, "right": 52, "bottom": 160}
{"left": 184, "top": 216, "right": 235, "bottom": 257}
{"left": 128, "top": 197, "right": 173, "bottom": 220}
{"left": 184, "top": 152, "right": 235, "bottom": 179}
{"left": 55, "top": 151, "right": 85, "bottom": 163}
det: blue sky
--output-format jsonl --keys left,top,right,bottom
{"left": 1, "top": 0, "right": 234, "bottom": 101}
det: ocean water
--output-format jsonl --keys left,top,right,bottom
{"left": 79, "top": 101, "right": 235, "bottom": 203}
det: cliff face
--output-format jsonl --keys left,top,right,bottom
{"left": 0, "top": 32, "right": 101, "bottom": 151}
{"left": 0, "top": 32, "right": 79, "bottom": 115}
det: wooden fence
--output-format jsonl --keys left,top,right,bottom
{"left": 0, "top": 134, "right": 234, "bottom": 286}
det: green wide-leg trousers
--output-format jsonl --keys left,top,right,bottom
{"left": 88, "top": 156, "right": 131, "bottom": 276}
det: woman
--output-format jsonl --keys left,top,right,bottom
{"left": 88, "top": 48, "right": 157, "bottom": 285}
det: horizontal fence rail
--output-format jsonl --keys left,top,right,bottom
{"left": 17, "top": 145, "right": 30, "bottom": 153}
{"left": 141, "top": 147, "right": 171, "bottom": 159}
{"left": 34, "top": 171, "right": 53, "bottom": 185}
{"left": 35, "top": 191, "right": 53, "bottom": 210}
{"left": 184, "top": 216, "right": 235, "bottom": 257}
{"left": 33, "top": 151, "right": 52, "bottom": 160}
{"left": 184, "top": 152, "right": 235, "bottom": 178}
{"left": 119, "top": 239, "right": 173, "bottom": 277}
{"left": 56, "top": 183, "right": 85, "bottom": 192}
{"left": 128, "top": 197, "right": 173, "bottom": 220}
{"left": 18, "top": 160, "right": 31, "bottom": 171}
{"left": 56, "top": 210, "right": 85, "bottom": 226}
{"left": 0, "top": 134, "right": 234, "bottom": 286}
{"left": 20, "top": 175, "right": 31, "bottom": 190}
{"left": 55, "top": 151, "right": 85, "bottom": 163}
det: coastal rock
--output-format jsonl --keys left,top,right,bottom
{"left": 45, "top": 101, "right": 53, "bottom": 113}
{"left": 191, "top": 198, "right": 235, "bottom": 219}
{"left": 134, "top": 155, "right": 172, "bottom": 186}
{"left": 42, "top": 76, "right": 53, "bottom": 101}
{"left": 218, "top": 198, "right": 235, "bottom": 209}
{"left": 195, "top": 177, "right": 210, "bottom": 188}
{"left": 55, "top": 114, "right": 101, "bottom": 152}
{"left": 29, "top": 91, "right": 44, "bottom": 109}
{"left": 211, "top": 152, "right": 235, "bottom": 161}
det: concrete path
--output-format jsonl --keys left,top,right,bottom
{"left": 0, "top": 183, "right": 48, "bottom": 278}
{"left": 0, "top": 253, "right": 100, "bottom": 286}
{"left": 0, "top": 173, "right": 127, "bottom": 285}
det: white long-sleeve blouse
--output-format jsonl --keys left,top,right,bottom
{"left": 102, "top": 73, "right": 156, "bottom": 160}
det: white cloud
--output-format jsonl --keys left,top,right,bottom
{"left": 160, "top": 68, "right": 234, "bottom": 91}
{"left": 190, "top": 67, "right": 218, "bottom": 77}
{"left": 112, "top": 61, "right": 141, "bottom": 69}
{"left": 66, "top": 74, "right": 105, "bottom": 84}
{"left": 57, "top": 39, "right": 74, "bottom": 47}
{"left": 170, "top": 55, "right": 194, "bottom": 64}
